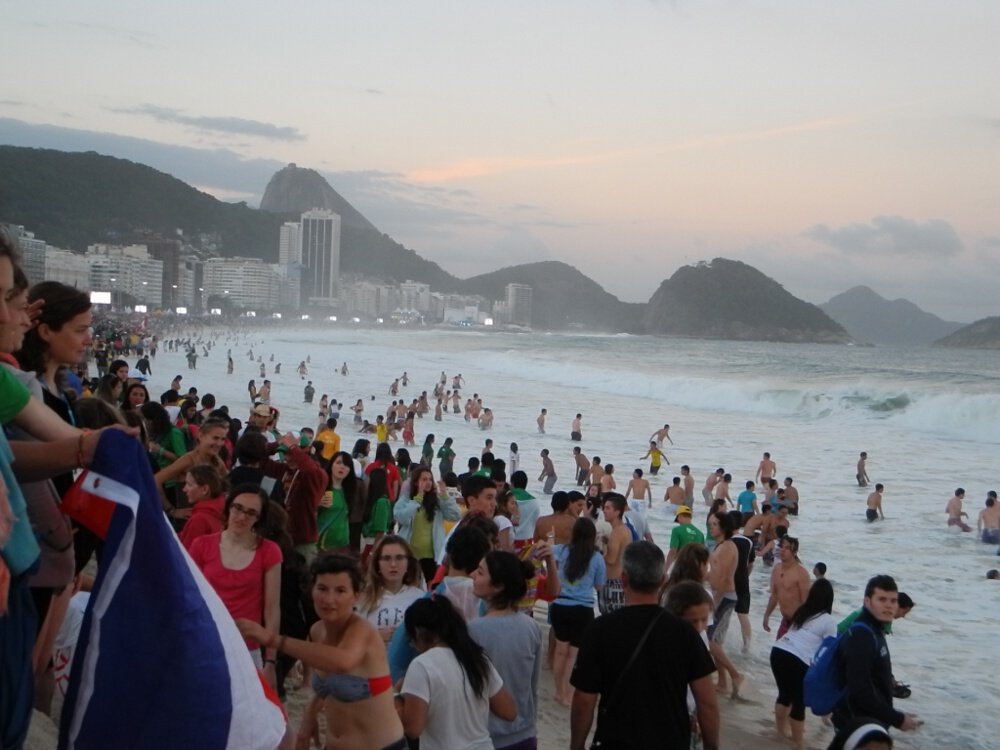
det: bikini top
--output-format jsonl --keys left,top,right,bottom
{"left": 311, "top": 672, "right": 392, "bottom": 703}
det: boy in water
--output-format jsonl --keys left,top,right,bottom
{"left": 640, "top": 441, "right": 665, "bottom": 474}
{"left": 866, "top": 484, "right": 885, "bottom": 522}
{"left": 945, "top": 488, "right": 972, "bottom": 532}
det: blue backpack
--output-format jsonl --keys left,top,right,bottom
{"left": 803, "top": 621, "right": 876, "bottom": 716}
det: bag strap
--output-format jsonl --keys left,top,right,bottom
{"left": 599, "top": 609, "right": 665, "bottom": 716}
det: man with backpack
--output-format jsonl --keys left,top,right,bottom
{"left": 831, "top": 575, "right": 922, "bottom": 734}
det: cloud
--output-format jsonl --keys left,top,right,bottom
{"left": 804, "top": 216, "right": 963, "bottom": 257}
{"left": 113, "top": 104, "right": 306, "bottom": 141}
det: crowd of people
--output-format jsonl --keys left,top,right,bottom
{"left": 0, "top": 228, "right": 957, "bottom": 750}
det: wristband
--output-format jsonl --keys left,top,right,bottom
{"left": 77, "top": 429, "right": 92, "bottom": 468}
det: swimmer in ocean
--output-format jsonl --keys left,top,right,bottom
{"left": 866, "top": 483, "right": 885, "bottom": 522}
{"left": 945, "top": 488, "right": 973, "bottom": 532}
{"left": 977, "top": 491, "right": 1000, "bottom": 543}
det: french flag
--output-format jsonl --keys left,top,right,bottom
{"left": 58, "top": 430, "right": 287, "bottom": 750}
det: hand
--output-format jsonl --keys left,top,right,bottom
{"left": 235, "top": 618, "right": 269, "bottom": 644}
{"left": 82, "top": 425, "right": 140, "bottom": 467}
{"left": 279, "top": 432, "right": 299, "bottom": 449}
{"left": 900, "top": 714, "right": 922, "bottom": 731}
{"left": 26, "top": 298, "right": 45, "bottom": 325}
{"left": 762, "top": 617, "right": 771, "bottom": 633}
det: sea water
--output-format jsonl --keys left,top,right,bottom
{"left": 158, "top": 326, "right": 999, "bottom": 750}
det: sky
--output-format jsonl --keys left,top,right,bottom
{"left": 3, "top": 0, "right": 999, "bottom": 322}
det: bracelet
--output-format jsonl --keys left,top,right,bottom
{"left": 77, "top": 429, "right": 91, "bottom": 469}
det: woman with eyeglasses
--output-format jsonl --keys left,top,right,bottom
{"left": 190, "top": 484, "right": 282, "bottom": 686}
{"left": 357, "top": 535, "right": 425, "bottom": 643}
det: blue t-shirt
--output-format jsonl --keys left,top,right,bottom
{"left": 737, "top": 490, "right": 757, "bottom": 513}
{"left": 553, "top": 544, "right": 606, "bottom": 608}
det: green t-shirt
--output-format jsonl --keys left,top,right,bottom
{"left": 0, "top": 367, "right": 31, "bottom": 421}
{"left": 317, "top": 488, "right": 349, "bottom": 551}
{"left": 362, "top": 496, "right": 392, "bottom": 538}
{"left": 837, "top": 608, "right": 892, "bottom": 635}
{"left": 669, "top": 523, "right": 706, "bottom": 551}
{"left": 410, "top": 505, "right": 435, "bottom": 559}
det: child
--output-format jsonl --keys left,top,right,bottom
{"left": 813, "top": 562, "right": 827, "bottom": 580}
{"left": 664, "top": 582, "right": 715, "bottom": 747}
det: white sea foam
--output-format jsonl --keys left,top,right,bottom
{"left": 153, "top": 326, "right": 997, "bottom": 750}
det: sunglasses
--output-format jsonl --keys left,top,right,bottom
{"left": 230, "top": 502, "right": 260, "bottom": 520}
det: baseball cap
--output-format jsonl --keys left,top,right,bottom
{"left": 252, "top": 404, "right": 272, "bottom": 417}
{"left": 674, "top": 505, "right": 693, "bottom": 522}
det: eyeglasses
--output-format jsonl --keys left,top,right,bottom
{"left": 379, "top": 554, "right": 410, "bottom": 563}
{"left": 230, "top": 502, "right": 260, "bottom": 519}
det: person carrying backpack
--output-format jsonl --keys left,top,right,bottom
{"left": 769, "top": 578, "right": 837, "bottom": 750}
{"left": 828, "top": 575, "right": 922, "bottom": 735}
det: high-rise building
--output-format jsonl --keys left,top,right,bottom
{"left": 203, "top": 257, "right": 282, "bottom": 311}
{"left": 146, "top": 240, "right": 183, "bottom": 309}
{"left": 298, "top": 209, "right": 341, "bottom": 306}
{"left": 88, "top": 245, "right": 164, "bottom": 307}
{"left": 279, "top": 222, "right": 301, "bottom": 266}
{"left": 505, "top": 283, "right": 533, "bottom": 326}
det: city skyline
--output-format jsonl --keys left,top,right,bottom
{"left": 3, "top": 1, "right": 999, "bottom": 322}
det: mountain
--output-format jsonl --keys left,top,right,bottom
{"left": 933, "top": 316, "right": 1000, "bottom": 349}
{"left": 820, "top": 286, "right": 963, "bottom": 345}
{"left": 461, "top": 261, "right": 643, "bottom": 331}
{"left": 0, "top": 146, "right": 284, "bottom": 257}
{"left": 258, "top": 162, "right": 456, "bottom": 289}
{"left": 642, "top": 258, "right": 850, "bottom": 343}
{"left": 260, "top": 163, "right": 376, "bottom": 232}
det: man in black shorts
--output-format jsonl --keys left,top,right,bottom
{"left": 729, "top": 511, "right": 755, "bottom": 653}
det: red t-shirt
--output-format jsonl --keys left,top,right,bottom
{"left": 189, "top": 532, "right": 282, "bottom": 648}
{"left": 178, "top": 496, "right": 226, "bottom": 551}
{"left": 366, "top": 460, "right": 401, "bottom": 501}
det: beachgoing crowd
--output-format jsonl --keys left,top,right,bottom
{"left": 0, "top": 229, "right": 930, "bottom": 750}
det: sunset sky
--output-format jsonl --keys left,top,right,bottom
{"left": 4, "top": 1, "right": 999, "bottom": 321}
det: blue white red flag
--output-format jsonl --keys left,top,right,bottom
{"left": 58, "top": 430, "right": 286, "bottom": 750}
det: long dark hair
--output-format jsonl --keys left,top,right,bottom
{"left": 330, "top": 451, "right": 360, "bottom": 508}
{"left": 363, "top": 467, "right": 389, "bottom": 525}
{"left": 17, "top": 281, "right": 92, "bottom": 375}
{"left": 790, "top": 578, "right": 835, "bottom": 630}
{"left": 409, "top": 465, "right": 440, "bottom": 522}
{"left": 482, "top": 550, "right": 534, "bottom": 610}
{"left": 351, "top": 438, "right": 370, "bottom": 460}
{"left": 404, "top": 596, "right": 490, "bottom": 699}
{"left": 140, "top": 401, "right": 173, "bottom": 441}
{"left": 564, "top": 517, "right": 597, "bottom": 583}
{"left": 374, "top": 442, "right": 395, "bottom": 465}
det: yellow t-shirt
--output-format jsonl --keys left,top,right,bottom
{"left": 376, "top": 423, "right": 389, "bottom": 444}
{"left": 316, "top": 430, "right": 341, "bottom": 461}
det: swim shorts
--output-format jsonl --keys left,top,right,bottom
{"left": 571, "top": 431, "right": 582, "bottom": 441}
{"left": 598, "top": 578, "right": 624, "bottom": 615}
{"left": 982, "top": 528, "right": 1000, "bottom": 544}
{"left": 866, "top": 509, "right": 878, "bottom": 522}
{"left": 709, "top": 596, "right": 736, "bottom": 643}
{"left": 549, "top": 603, "right": 595, "bottom": 648}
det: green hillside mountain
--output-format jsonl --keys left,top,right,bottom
{"left": 642, "top": 258, "right": 851, "bottom": 343}
{"left": 0, "top": 145, "right": 282, "bottom": 255}
{"left": 461, "top": 261, "right": 643, "bottom": 331}
{"left": 933, "top": 316, "right": 1000, "bottom": 349}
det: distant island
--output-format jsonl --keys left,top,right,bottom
{"left": 0, "top": 145, "right": 919, "bottom": 343}
{"left": 933, "top": 317, "right": 1000, "bottom": 349}
{"left": 820, "top": 285, "right": 963, "bottom": 346}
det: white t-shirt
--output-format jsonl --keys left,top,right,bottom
{"left": 401, "top": 646, "right": 503, "bottom": 750}
{"left": 773, "top": 612, "right": 837, "bottom": 664}
{"left": 359, "top": 585, "right": 423, "bottom": 630}
{"left": 495, "top": 513, "right": 514, "bottom": 539}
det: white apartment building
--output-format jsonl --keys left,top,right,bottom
{"left": 203, "top": 257, "right": 282, "bottom": 311}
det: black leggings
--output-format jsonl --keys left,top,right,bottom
{"left": 769, "top": 647, "right": 808, "bottom": 721}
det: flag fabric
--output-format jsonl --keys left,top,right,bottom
{"left": 58, "top": 430, "right": 286, "bottom": 750}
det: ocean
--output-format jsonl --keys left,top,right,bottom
{"left": 155, "top": 326, "right": 999, "bottom": 750}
